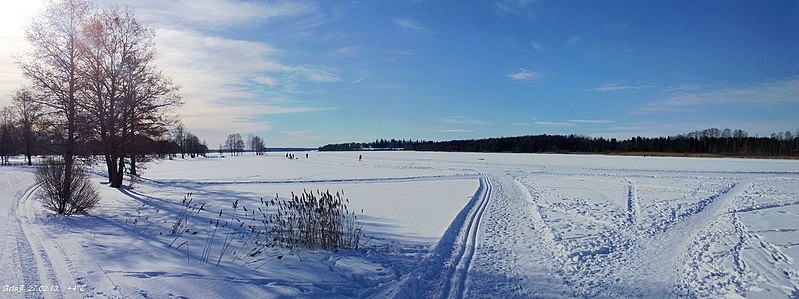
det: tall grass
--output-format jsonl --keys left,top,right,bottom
{"left": 161, "top": 190, "right": 363, "bottom": 268}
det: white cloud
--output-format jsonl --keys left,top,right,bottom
{"left": 565, "top": 34, "right": 582, "bottom": 47}
{"left": 348, "top": 76, "right": 367, "bottom": 85}
{"left": 492, "top": 0, "right": 536, "bottom": 19}
{"left": 506, "top": 68, "right": 543, "bottom": 81}
{"left": 331, "top": 46, "right": 359, "bottom": 58}
{"left": 567, "top": 119, "right": 615, "bottom": 124}
{"left": 637, "top": 77, "right": 799, "bottom": 114}
{"left": 0, "top": 0, "right": 45, "bottom": 107}
{"left": 435, "top": 129, "right": 475, "bottom": 133}
{"left": 534, "top": 121, "right": 577, "bottom": 127}
{"left": 388, "top": 49, "right": 414, "bottom": 56}
{"left": 393, "top": 18, "right": 424, "bottom": 31}
{"left": 292, "top": 65, "right": 340, "bottom": 83}
{"left": 98, "top": 0, "right": 314, "bottom": 28}
{"left": 530, "top": 41, "right": 542, "bottom": 51}
{"left": 150, "top": 27, "right": 338, "bottom": 145}
{"left": 442, "top": 116, "right": 491, "bottom": 125}
{"left": 587, "top": 83, "right": 646, "bottom": 92}
{"left": 253, "top": 76, "right": 277, "bottom": 86}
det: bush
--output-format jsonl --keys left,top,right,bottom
{"left": 36, "top": 158, "right": 100, "bottom": 215}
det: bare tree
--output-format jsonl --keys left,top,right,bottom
{"left": 12, "top": 89, "right": 46, "bottom": 166}
{"left": 0, "top": 107, "right": 19, "bottom": 165}
{"left": 174, "top": 122, "right": 186, "bottom": 159}
{"left": 80, "top": 6, "right": 180, "bottom": 187}
{"left": 250, "top": 135, "right": 265, "bottom": 155}
{"left": 225, "top": 133, "right": 245, "bottom": 156}
{"left": 19, "top": 0, "right": 94, "bottom": 210}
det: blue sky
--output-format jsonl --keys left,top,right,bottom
{"left": 1, "top": 0, "right": 797, "bottom": 147}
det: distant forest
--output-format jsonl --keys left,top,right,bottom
{"left": 319, "top": 128, "right": 799, "bottom": 158}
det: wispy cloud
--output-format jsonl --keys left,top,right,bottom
{"left": 565, "top": 34, "right": 582, "bottom": 47}
{"left": 393, "top": 18, "right": 424, "bottom": 31}
{"left": 435, "top": 129, "right": 475, "bottom": 133}
{"left": 492, "top": 0, "right": 536, "bottom": 19}
{"left": 506, "top": 68, "right": 543, "bottom": 81}
{"left": 330, "top": 46, "right": 359, "bottom": 58}
{"left": 387, "top": 49, "right": 414, "bottom": 56}
{"left": 348, "top": 76, "right": 368, "bottom": 85}
{"left": 104, "top": 0, "right": 314, "bottom": 29}
{"left": 442, "top": 116, "right": 491, "bottom": 125}
{"left": 587, "top": 83, "right": 647, "bottom": 92}
{"left": 567, "top": 119, "right": 615, "bottom": 124}
{"left": 636, "top": 77, "right": 799, "bottom": 114}
{"left": 0, "top": 1, "right": 44, "bottom": 106}
{"left": 252, "top": 75, "right": 277, "bottom": 86}
{"left": 513, "top": 122, "right": 530, "bottom": 126}
{"left": 534, "top": 121, "right": 577, "bottom": 127}
{"left": 530, "top": 41, "right": 542, "bottom": 51}
{"left": 136, "top": 2, "right": 337, "bottom": 143}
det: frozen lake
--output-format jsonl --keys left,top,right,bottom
{"left": 1, "top": 151, "right": 797, "bottom": 298}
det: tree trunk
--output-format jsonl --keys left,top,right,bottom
{"left": 105, "top": 154, "right": 116, "bottom": 183}
{"left": 26, "top": 154, "right": 32, "bottom": 166}
{"left": 110, "top": 156, "right": 125, "bottom": 188}
{"left": 130, "top": 155, "right": 137, "bottom": 176}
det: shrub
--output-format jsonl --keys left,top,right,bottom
{"left": 36, "top": 158, "right": 100, "bottom": 215}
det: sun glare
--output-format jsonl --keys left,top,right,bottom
{"left": 0, "top": 0, "right": 45, "bottom": 37}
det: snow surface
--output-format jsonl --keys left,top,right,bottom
{"left": 1, "top": 152, "right": 798, "bottom": 298}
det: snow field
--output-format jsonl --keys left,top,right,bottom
{"left": 1, "top": 151, "right": 798, "bottom": 298}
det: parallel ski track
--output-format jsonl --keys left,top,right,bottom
{"left": 14, "top": 183, "right": 124, "bottom": 299}
{"left": 386, "top": 175, "right": 492, "bottom": 299}
{"left": 441, "top": 175, "right": 492, "bottom": 299}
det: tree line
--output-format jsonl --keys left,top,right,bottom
{"left": 319, "top": 128, "right": 799, "bottom": 158}
{"left": 319, "top": 139, "right": 427, "bottom": 151}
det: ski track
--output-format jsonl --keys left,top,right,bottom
{"left": 5, "top": 155, "right": 799, "bottom": 298}
{"left": 444, "top": 175, "right": 491, "bottom": 299}
{"left": 387, "top": 175, "right": 491, "bottom": 299}
{"left": 6, "top": 175, "right": 124, "bottom": 299}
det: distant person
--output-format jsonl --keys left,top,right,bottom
{"left": 359, "top": 154, "right": 362, "bottom": 162}
{"left": 306, "top": 153, "right": 309, "bottom": 159}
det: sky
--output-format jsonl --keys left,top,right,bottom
{"left": 1, "top": 0, "right": 798, "bottom": 147}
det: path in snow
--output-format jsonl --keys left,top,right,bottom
{"left": 0, "top": 167, "right": 123, "bottom": 298}
{"left": 385, "top": 175, "right": 492, "bottom": 298}
{"left": 349, "top": 153, "right": 799, "bottom": 298}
